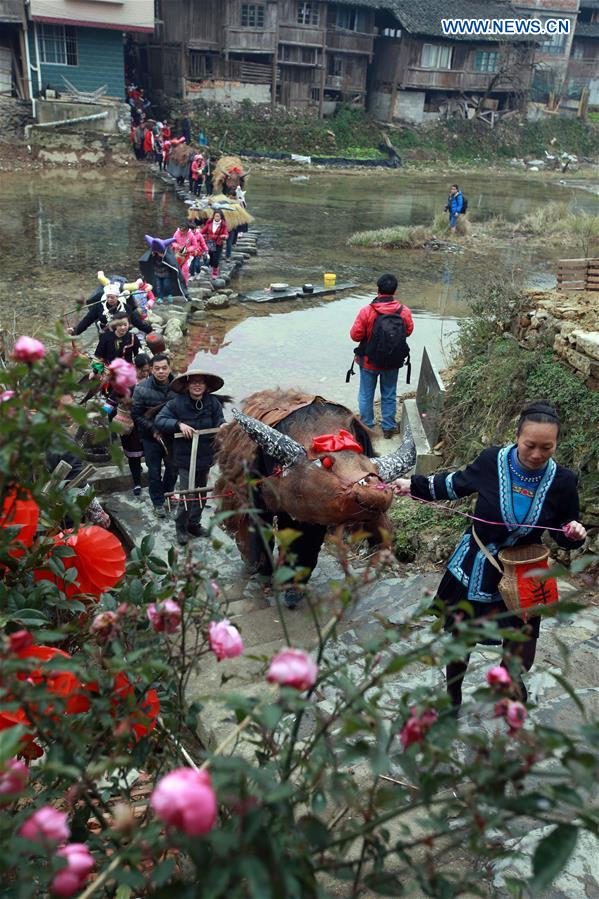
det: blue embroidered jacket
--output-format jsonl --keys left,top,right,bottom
{"left": 411, "top": 446, "right": 584, "bottom": 603}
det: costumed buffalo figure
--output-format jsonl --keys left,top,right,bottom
{"left": 215, "top": 390, "right": 416, "bottom": 608}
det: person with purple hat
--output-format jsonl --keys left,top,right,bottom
{"left": 139, "top": 235, "right": 190, "bottom": 301}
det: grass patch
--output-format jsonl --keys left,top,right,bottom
{"left": 347, "top": 224, "right": 431, "bottom": 249}
{"left": 390, "top": 495, "right": 468, "bottom": 562}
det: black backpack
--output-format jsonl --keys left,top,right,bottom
{"left": 460, "top": 194, "right": 468, "bottom": 214}
{"left": 360, "top": 304, "right": 411, "bottom": 382}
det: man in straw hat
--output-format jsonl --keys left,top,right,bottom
{"left": 155, "top": 368, "right": 226, "bottom": 545}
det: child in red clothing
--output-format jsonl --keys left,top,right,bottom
{"left": 200, "top": 211, "right": 228, "bottom": 279}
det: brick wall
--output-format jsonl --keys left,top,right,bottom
{"left": 29, "top": 26, "right": 125, "bottom": 99}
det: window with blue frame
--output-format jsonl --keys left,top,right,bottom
{"left": 39, "top": 24, "right": 78, "bottom": 66}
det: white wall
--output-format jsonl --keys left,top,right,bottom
{"left": 29, "top": 0, "right": 154, "bottom": 32}
{"left": 185, "top": 81, "right": 271, "bottom": 105}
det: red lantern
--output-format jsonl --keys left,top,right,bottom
{"left": 0, "top": 708, "right": 42, "bottom": 759}
{"left": 112, "top": 673, "right": 160, "bottom": 741}
{"left": 0, "top": 488, "right": 39, "bottom": 558}
{"left": 16, "top": 646, "right": 90, "bottom": 715}
{"left": 35, "top": 526, "right": 126, "bottom": 598}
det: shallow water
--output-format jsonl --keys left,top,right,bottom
{"left": 0, "top": 166, "right": 596, "bottom": 399}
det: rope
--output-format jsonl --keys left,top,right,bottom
{"left": 167, "top": 467, "right": 282, "bottom": 504}
{"left": 404, "top": 494, "right": 571, "bottom": 535}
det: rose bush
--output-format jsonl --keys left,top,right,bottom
{"left": 0, "top": 334, "right": 597, "bottom": 897}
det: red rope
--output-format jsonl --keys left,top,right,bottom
{"left": 405, "top": 494, "right": 570, "bottom": 534}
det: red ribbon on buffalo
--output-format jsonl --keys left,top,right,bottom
{"left": 312, "top": 430, "right": 363, "bottom": 455}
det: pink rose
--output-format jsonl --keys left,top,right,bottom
{"left": 399, "top": 707, "right": 438, "bottom": 749}
{"left": 108, "top": 358, "right": 137, "bottom": 396}
{"left": 494, "top": 699, "right": 528, "bottom": 732}
{"left": 486, "top": 666, "right": 512, "bottom": 689}
{"left": 267, "top": 648, "right": 318, "bottom": 692}
{"left": 9, "top": 629, "right": 33, "bottom": 652}
{"left": 147, "top": 599, "right": 182, "bottom": 634}
{"left": 150, "top": 768, "right": 217, "bottom": 836}
{"left": 208, "top": 619, "right": 244, "bottom": 661}
{"left": 505, "top": 701, "right": 527, "bottom": 732}
{"left": 90, "top": 611, "right": 118, "bottom": 642}
{"left": 0, "top": 390, "right": 14, "bottom": 402}
{"left": 51, "top": 843, "right": 94, "bottom": 896}
{"left": 12, "top": 336, "right": 46, "bottom": 364}
{"left": 20, "top": 806, "right": 70, "bottom": 844}
{"left": 0, "top": 758, "right": 29, "bottom": 799}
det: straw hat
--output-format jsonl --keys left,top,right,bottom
{"left": 171, "top": 367, "right": 224, "bottom": 394}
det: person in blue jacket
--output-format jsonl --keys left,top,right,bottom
{"left": 445, "top": 184, "right": 464, "bottom": 233}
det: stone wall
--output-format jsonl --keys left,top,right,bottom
{"left": 0, "top": 95, "right": 34, "bottom": 137}
{"left": 514, "top": 290, "right": 599, "bottom": 391}
{"left": 29, "top": 128, "right": 132, "bottom": 166}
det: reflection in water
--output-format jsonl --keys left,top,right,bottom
{"left": 191, "top": 294, "right": 458, "bottom": 408}
{"left": 0, "top": 167, "right": 596, "bottom": 339}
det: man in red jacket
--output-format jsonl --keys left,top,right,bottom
{"left": 349, "top": 273, "right": 414, "bottom": 438}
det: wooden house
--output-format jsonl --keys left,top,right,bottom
{"left": 566, "top": 0, "right": 599, "bottom": 106}
{"left": 368, "top": 0, "right": 536, "bottom": 123}
{"left": 138, "top": 0, "right": 376, "bottom": 115}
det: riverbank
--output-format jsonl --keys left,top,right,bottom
{"left": 2, "top": 94, "right": 599, "bottom": 174}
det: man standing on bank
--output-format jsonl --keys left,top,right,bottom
{"left": 155, "top": 368, "right": 226, "bottom": 545}
{"left": 131, "top": 353, "right": 178, "bottom": 518}
{"left": 350, "top": 274, "right": 414, "bottom": 438}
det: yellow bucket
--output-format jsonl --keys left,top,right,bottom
{"left": 324, "top": 272, "right": 337, "bottom": 288}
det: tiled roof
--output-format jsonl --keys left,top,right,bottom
{"left": 337, "top": 0, "right": 535, "bottom": 41}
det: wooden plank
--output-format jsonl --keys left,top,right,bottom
{"left": 558, "top": 257, "right": 589, "bottom": 264}
{"left": 558, "top": 265, "right": 588, "bottom": 273}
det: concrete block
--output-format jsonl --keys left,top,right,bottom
{"left": 573, "top": 330, "right": 599, "bottom": 361}
{"left": 415, "top": 348, "right": 446, "bottom": 447}
{"left": 400, "top": 400, "right": 437, "bottom": 476}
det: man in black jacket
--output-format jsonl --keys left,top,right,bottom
{"left": 131, "top": 354, "right": 178, "bottom": 517}
{"left": 155, "top": 368, "right": 225, "bottom": 544}
{"left": 70, "top": 281, "right": 152, "bottom": 336}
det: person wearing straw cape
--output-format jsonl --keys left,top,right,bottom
{"left": 393, "top": 401, "right": 587, "bottom": 712}
{"left": 155, "top": 368, "right": 227, "bottom": 546}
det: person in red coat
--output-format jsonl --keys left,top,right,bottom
{"left": 143, "top": 126, "right": 155, "bottom": 157}
{"left": 349, "top": 273, "right": 414, "bottom": 438}
{"left": 200, "top": 210, "right": 229, "bottom": 279}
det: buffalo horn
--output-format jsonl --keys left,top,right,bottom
{"left": 372, "top": 425, "right": 417, "bottom": 482}
{"left": 232, "top": 409, "right": 307, "bottom": 465}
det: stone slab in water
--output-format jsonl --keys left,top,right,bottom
{"left": 237, "top": 281, "right": 358, "bottom": 304}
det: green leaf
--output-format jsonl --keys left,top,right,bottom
{"left": 239, "top": 857, "right": 272, "bottom": 899}
{"left": 259, "top": 704, "right": 283, "bottom": 731}
{"left": 531, "top": 824, "right": 578, "bottom": 893}
{"left": 0, "top": 726, "right": 27, "bottom": 763}
{"left": 114, "top": 887, "right": 132, "bottom": 899}
{"left": 140, "top": 535, "right": 155, "bottom": 555}
{"left": 9, "top": 608, "right": 49, "bottom": 626}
